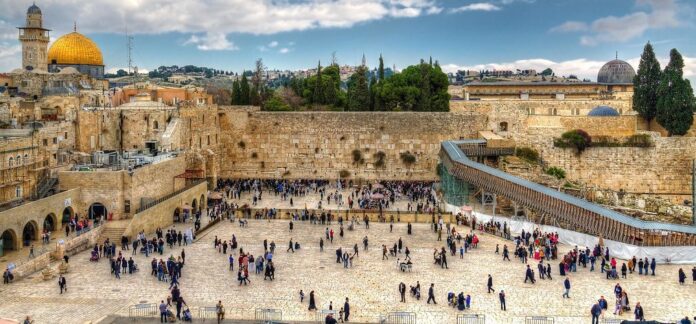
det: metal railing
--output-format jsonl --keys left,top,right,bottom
{"left": 254, "top": 308, "right": 282, "bottom": 322}
{"left": 135, "top": 179, "right": 206, "bottom": 213}
{"left": 525, "top": 316, "right": 554, "bottom": 324}
{"left": 457, "top": 314, "right": 485, "bottom": 324}
{"left": 128, "top": 303, "right": 158, "bottom": 318}
{"left": 316, "top": 309, "right": 337, "bottom": 322}
{"left": 385, "top": 312, "right": 416, "bottom": 324}
{"left": 197, "top": 306, "right": 218, "bottom": 321}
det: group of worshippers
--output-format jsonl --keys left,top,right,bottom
{"left": 214, "top": 234, "right": 277, "bottom": 285}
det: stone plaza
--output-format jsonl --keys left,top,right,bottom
{"left": 1, "top": 204, "right": 695, "bottom": 323}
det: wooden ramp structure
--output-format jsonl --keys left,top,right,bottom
{"left": 440, "top": 140, "right": 696, "bottom": 246}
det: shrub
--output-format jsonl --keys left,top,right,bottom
{"left": 400, "top": 151, "right": 416, "bottom": 166}
{"left": 238, "top": 140, "right": 246, "bottom": 149}
{"left": 545, "top": 166, "right": 566, "bottom": 180}
{"left": 263, "top": 96, "right": 292, "bottom": 111}
{"left": 374, "top": 151, "right": 386, "bottom": 168}
{"left": 515, "top": 147, "right": 539, "bottom": 162}
{"left": 339, "top": 169, "right": 351, "bottom": 178}
{"left": 625, "top": 134, "right": 653, "bottom": 147}
{"left": 352, "top": 149, "right": 363, "bottom": 165}
{"left": 555, "top": 129, "right": 591, "bottom": 153}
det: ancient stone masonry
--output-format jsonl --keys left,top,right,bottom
{"left": 218, "top": 108, "right": 487, "bottom": 180}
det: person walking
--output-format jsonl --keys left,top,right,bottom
{"left": 216, "top": 300, "right": 225, "bottom": 324}
{"left": 679, "top": 268, "right": 687, "bottom": 285}
{"left": 320, "top": 238, "right": 324, "bottom": 252}
{"left": 634, "top": 302, "right": 645, "bottom": 320}
{"left": 58, "top": 275, "right": 67, "bottom": 294}
{"left": 399, "top": 282, "right": 406, "bottom": 302}
{"left": 287, "top": 238, "right": 294, "bottom": 253}
{"left": 487, "top": 275, "right": 494, "bottom": 293}
{"left": 562, "top": 277, "right": 570, "bottom": 298}
{"left": 427, "top": 283, "right": 436, "bottom": 304}
{"left": 159, "top": 300, "right": 168, "bottom": 323}
{"left": 309, "top": 291, "right": 317, "bottom": 311}
{"left": 344, "top": 298, "right": 350, "bottom": 322}
{"left": 498, "top": 290, "right": 506, "bottom": 311}
{"left": 590, "top": 302, "right": 602, "bottom": 324}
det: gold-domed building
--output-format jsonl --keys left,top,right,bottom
{"left": 47, "top": 30, "right": 104, "bottom": 79}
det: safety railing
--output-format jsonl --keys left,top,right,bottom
{"left": 316, "top": 309, "right": 338, "bottom": 322}
{"left": 385, "top": 311, "right": 417, "bottom": 324}
{"left": 457, "top": 314, "right": 486, "bottom": 324}
{"left": 135, "top": 179, "right": 206, "bottom": 213}
{"left": 128, "top": 303, "right": 158, "bottom": 318}
{"left": 254, "top": 308, "right": 282, "bottom": 322}
{"left": 525, "top": 316, "right": 554, "bottom": 324}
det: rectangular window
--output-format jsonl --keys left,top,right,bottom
{"left": 124, "top": 200, "right": 131, "bottom": 213}
{"left": 43, "top": 139, "right": 48, "bottom": 146}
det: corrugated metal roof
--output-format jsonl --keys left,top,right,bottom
{"left": 441, "top": 140, "right": 696, "bottom": 234}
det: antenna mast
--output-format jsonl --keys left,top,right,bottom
{"left": 126, "top": 26, "right": 134, "bottom": 75}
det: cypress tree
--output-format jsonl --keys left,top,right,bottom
{"left": 633, "top": 42, "right": 662, "bottom": 124}
{"left": 656, "top": 49, "right": 696, "bottom": 136}
{"left": 369, "top": 76, "right": 377, "bottom": 111}
{"left": 231, "top": 80, "right": 241, "bottom": 104}
{"left": 313, "top": 61, "right": 324, "bottom": 104}
{"left": 417, "top": 62, "right": 431, "bottom": 111}
{"left": 240, "top": 73, "right": 251, "bottom": 105}
{"left": 378, "top": 54, "right": 385, "bottom": 82}
{"left": 347, "top": 66, "right": 370, "bottom": 111}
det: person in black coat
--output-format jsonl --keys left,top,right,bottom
{"left": 407, "top": 223, "right": 412, "bottom": 235}
{"left": 58, "top": 275, "right": 67, "bottom": 294}
{"left": 308, "top": 291, "right": 317, "bottom": 311}
{"left": 692, "top": 266, "right": 696, "bottom": 283}
{"left": 487, "top": 274, "right": 494, "bottom": 293}
{"left": 679, "top": 268, "right": 687, "bottom": 285}
{"left": 399, "top": 282, "right": 406, "bottom": 302}
{"left": 427, "top": 283, "right": 436, "bottom": 304}
{"left": 343, "top": 298, "right": 350, "bottom": 322}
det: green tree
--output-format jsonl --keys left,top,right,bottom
{"left": 347, "top": 66, "right": 370, "bottom": 111}
{"left": 369, "top": 76, "right": 377, "bottom": 111}
{"left": 313, "top": 61, "right": 324, "bottom": 104}
{"left": 540, "top": 68, "right": 553, "bottom": 76}
{"left": 231, "top": 80, "right": 242, "bottom": 104}
{"left": 633, "top": 42, "right": 662, "bottom": 123}
{"left": 417, "top": 61, "right": 431, "bottom": 111}
{"left": 656, "top": 48, "right": 696, "bottom": 136}
{"left": 323, "top": 64, "right": 340, "bottom": 105}
{"left": 378, "top": 54, "right": 385, "bottom": 82}
{"left": 240, "top": 73, "right": 251, "bottom": 105}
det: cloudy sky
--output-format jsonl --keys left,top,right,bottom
{"left": 0, "top": 0, "right": 694, "bottom": 83}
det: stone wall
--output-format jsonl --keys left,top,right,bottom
{"left": 123, "top": 181, "right": 207, "bottom": 238}
{"left": 130, "top": 155, "right": 187, "bottom": 211}
{"left": 217, "top": 109, "right": 487, "bottom": 180}
{"left": 0, "top": 189, "right": 80, "bottom": 251}
{"left": 527, "top": 115, "right": 637, "bottom": 137}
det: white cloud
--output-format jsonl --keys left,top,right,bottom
{"left": 551, "top": 0, "right": 686, "bottom": 46}
{"left": 268, "top": 41, "right": 279, "bottom": 48}
{"left": 441, "top": 55, "right": 696, "bottom": 82}
{"left": 0, "top": 42, "right": 21, "bottom": 71}
{"left": 449, "top": 3, "right": 501, "bottom": 13}
{"left": 550, "top": 21, "right": 588, "bottom": 33}
{"left": 184, "top": 32, "right": 239, "bottom": 51}
{"left": 279, "top": 48, "right": 290, "bottom": 54}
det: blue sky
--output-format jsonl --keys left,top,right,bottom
{"left": 1, "top": 0, "right": 694, "bottom": 82}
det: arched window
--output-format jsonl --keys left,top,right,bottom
{"left": 16, "top": 155, "right": 22, "bottom": 165}
{"left": 8, "top": 157, "right": 14, "bottom": 167}
{"left": 23, "top": 154, "right": 29, "bottom": 165}
{"left": 16, "top": 185, "right": 22, "bottom": 198}
{"left": 153, "top": 120, "right": 159, "bottom": 130}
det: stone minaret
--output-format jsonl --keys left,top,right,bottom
{"left": 18, "top": 3, "right": 50, "bottom": 71}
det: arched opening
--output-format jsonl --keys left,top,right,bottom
{"left": 43, "top": 213, "right": 57, "bottom": 232}
{"left": 200, "top": 194, "right": 206, "bottom": 211}
{"left": 173, "top": 207, "right": 181, "bottom": 222}
{"left": 88, "top": 202, "right": 107, "bottom": 220}
{"left": 191, "top": 198, "right": 198, "bottom": 214}
{"left": 153, "top": 120, "right": 159, "bottom": 130}
{"left": 498, "top": 122, "right": 508, "bottom": 132}
{"left": 22, "top": 221, "right": 38, "bottom": 246}
{"left": 62, "top": 206, "right": 74, "bottom": 224}
{"left": 1, "top": 229, "right": 18, "bottom": 253}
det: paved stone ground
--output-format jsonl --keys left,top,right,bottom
{"left": 1, "top": 218, "right": 695, "bottom": 324}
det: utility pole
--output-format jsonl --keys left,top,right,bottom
{"left": 126, "top": 27, "right": 133, "bottom": 76}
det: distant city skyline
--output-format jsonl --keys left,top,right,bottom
{"left": 1, "top": 0, "right": 694, "bottom": 84}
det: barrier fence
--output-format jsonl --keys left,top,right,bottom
{"left": 128, "top": 303, "right": 158, "bottom": 318}
{"left": 385, "top": 312, "right": 417, "bottom": 324}
{"left": 197, "top": 306, "right": 218, "bottom": 321}
{"left": 526, "top": 316, "right": 555, "bottom": 324}
{"left": 254, "top": 308, "right": 282, "bottom": 322}
{"left": 457, "top": 314, "right": 486, "bottom": 324}
{"left": 316, "top": 309, "right": 337, "bottom": 322}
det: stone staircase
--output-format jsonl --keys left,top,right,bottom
{"left": 34, "top": 177, "right": 58, "bottom": 200}
{"left": 98, "top": 220, "right": 131, "bottom": 244}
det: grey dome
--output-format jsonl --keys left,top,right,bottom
{"left": 588, "top": 106, "right": 620, "bottom": 117}
{"left": 597, "top": 59, "right": 635, "bottom": 84}
{"left": 27, "top": 4, "right": 42, "bottom": 14}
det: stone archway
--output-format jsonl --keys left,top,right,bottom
{"left": 22, "top": 221, "right": 39, "bottom": 246}
{"left": 44, "top": 213, "right": 58, "bottom": 232}
{"left": 62, "top": 206, "right": 74, "bottom": 224}
{"left": 191, "top": 198, "right": 198, "bottom": 213}
{"left": 200, "top": 194, "right": 206, "bottom": 211}
{"left": 88, "top": 202, "right": 107, "bottom": 220}
{"left": 173, "top": 207, "right": 181, "bottom": 222}
{"left": 1, "top": 229, "right": 18, "bottom": 253}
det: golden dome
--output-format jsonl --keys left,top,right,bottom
{"left": 48, "top": 32, "right": 103, "bottom": 66}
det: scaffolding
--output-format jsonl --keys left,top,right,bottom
{"left": 438, "top": 163, "right": 470, "bottom": 207}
